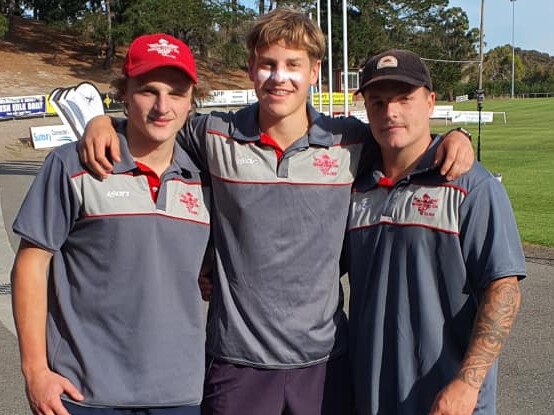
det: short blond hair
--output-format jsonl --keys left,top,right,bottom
{"left": 246, "top": 7, "right": 325, "bottom": 62}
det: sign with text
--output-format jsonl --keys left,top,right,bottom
{"left": 0, "top": 95, "right": 46, "bottom": 119}
{"left": 246, "top": 89, "right": 258, "bottom": 104}
{"left": 311, "top": 92, "right": 353, "bottom": 106}
{"left": 200, "top": 90, "right": 252, "bottom": 107}
{"left": 451, "top": 111, "right": 494, "bottom": 123}
{"left": 30, "top": 125, "right": 77, "bottom": 149}
{"left": 430, "top": 105, "right": 454, "bottom": 119}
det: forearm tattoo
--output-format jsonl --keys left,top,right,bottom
{"left": 457, "top": 277, "right": 521, "bottom": 389}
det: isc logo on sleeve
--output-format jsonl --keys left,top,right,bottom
{"left": 106, "top": 190, "right": 131, "bottom": 198}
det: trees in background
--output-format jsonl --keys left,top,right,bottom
{"left": 339, "top": 1, "right": 479, "bottom": 100}
{"left": 1, "top": 0, "right": 552, "bottom": 97}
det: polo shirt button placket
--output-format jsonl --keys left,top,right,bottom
{"left": 383, "top": 187, "right": 399, "bottom": 218}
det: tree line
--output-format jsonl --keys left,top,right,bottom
{"left": 1, "top": 0, "right": 553, "bottom": 99}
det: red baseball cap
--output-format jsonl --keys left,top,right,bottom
{"left": 122, "top": 33, "right": 197, "bottom": 83}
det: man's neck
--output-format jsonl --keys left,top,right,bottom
{"left": 126, "top": 135, "right": 175, "bottom": 177}
{"left": 380, "top": 135, "right": 432, "bottom": 184}
{"left": 258, "top": 107, "right": 310, "bottom": 150}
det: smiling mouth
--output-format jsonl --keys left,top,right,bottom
{"left": 384, "top": 125, "right": 404, "bottom": 131}
{"left": 149, "top": 119, "right": 174, "bottom": 127}
{"left": 266, "top": 88, "right": 293, "bottom": 96}
{"left": 149, "top": 116, "right": 173, "bottom": 122}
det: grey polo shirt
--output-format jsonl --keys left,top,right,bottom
{"left": 181, "top": 103, "right": 370, "bottom": 368}
{"left": 346, "top": 135, "right": 526, "bottom": 414}
{"left": 13, "top": 126, "right": 210, "bottom": 407}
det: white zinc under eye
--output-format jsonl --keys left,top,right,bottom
{"left": 257, "top": 69, "right": 304, "bottom": 83}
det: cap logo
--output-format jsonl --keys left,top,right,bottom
{"left": 147, "top": 39, "right": 179, "bottom": 59}
{"left": 376, "top": 55, "right": 398, "bottom": 70}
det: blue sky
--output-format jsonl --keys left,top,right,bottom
{"left": 241, "top": 1, "right": 554, "bottom": 57}
{"left": 448, "top": 0, "right": 554, "bottom": 56}
{"left": 241, "top": 0, "right": 554, "bottom": 57}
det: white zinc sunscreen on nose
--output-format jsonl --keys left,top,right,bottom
{"left": 257, "top": 69, "right": 303, "bottom": 83}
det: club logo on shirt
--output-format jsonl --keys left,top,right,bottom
{"left": 313, "top": 154, "right": 338, "bottom": 176}
{"left": 179, "top": 192, "right": 199, "bottom": 215}
{"left": 411, "top": 193, "right": 439, "bottom": 217}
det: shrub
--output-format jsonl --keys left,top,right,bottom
{"left": 0, "top": 14, "right": 8, "bottom": 39}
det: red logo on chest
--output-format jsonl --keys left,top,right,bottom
{"left": 179, "top": 192, "right": 199, "bottom": 215}
{"left": 411, "top": 193, "right": 439, "bottom": 216}
{"left": 313, "top": 154, "right": 339, "bottom": 176}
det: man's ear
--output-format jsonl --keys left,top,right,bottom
{"left": 427, "top": 91, "right": 436, "bottom": 117}
{"left": 310, "top": 59, "right": 321, "bottom": 85}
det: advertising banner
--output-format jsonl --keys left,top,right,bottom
{"left": 0, "top": 95, "right": 46, "bottom": 119}
{"left": 430, "top": 105, "right": 454, "bottom": 119}
{"left": 246, "top": 89, "right": 258, "bottom": 104}
{"left": 311, "top": 93, "right": 353, "bottom": 106}
{"left": 30, "top": 125, "right": 78, "bottom": 149}
{"left": 200, "top": 90, "right": 250, "bottom": 107}
{"left": 451, "top": 111, "right": 494, "bottom": 123}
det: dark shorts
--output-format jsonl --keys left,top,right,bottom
{"left": 63, "top": 401, "right": 200, "bottom": 415}
{"left": 201, "top": 354, "right": 352, "bottom": 415}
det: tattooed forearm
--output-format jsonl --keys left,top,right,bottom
{"left": 456, "top": 276, "right": 521, "bottom": 389}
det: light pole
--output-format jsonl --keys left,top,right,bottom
{"left": 316, "top": 0, "right": 323, "bottom": 113}
{"left": 476, "top": 0, "right": 485, "bottom": 161}
{"left": 342, "top": 0, "right": 348, "bottom": 117}
{"left": 510, "top": 0, "right": 516, "bottom": 99}
{"left": 327, "top": 0, "right": 333, "bottom": 117}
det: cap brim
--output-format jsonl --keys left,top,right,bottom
{"left": 355, "top": 74, "right": 428, "bottom": 95}
{"left": 126, "top": 62, "right": 197, "bottom": 84}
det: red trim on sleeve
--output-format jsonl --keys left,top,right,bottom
{"left": 134, "top": 161, "right": 161, "bottom": 202}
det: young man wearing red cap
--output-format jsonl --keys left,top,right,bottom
{"left": 11, "top": 34, "right": 210, "bottom": 415}
{"left": 345, "top": 49, "right": 526, "bottom": 415}
{"left": 77, "top": 9, "right": 474, "bottom": 415}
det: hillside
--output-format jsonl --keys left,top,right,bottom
{"left": 0, "top": 16, "right": 252, "bottom": 97}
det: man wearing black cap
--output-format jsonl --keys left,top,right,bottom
{"left": 344, "top": 49, "right": 526, "bottom": 415}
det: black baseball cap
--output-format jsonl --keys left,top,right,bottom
{"left": 355, "top": 49, "right": 433, "bottom": 94}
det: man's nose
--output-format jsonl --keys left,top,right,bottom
{"left": 155, "top": 94, "right": 170, "bottom": 113}
{"left": 384, "top": 100, "right": 400, "bottom": 117}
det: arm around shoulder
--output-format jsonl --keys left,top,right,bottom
{"left": 435, "top": 130, "right": 474, "bottom": 181}
{"left": 79, "top": 114, "right": 121, "bottom": 179}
